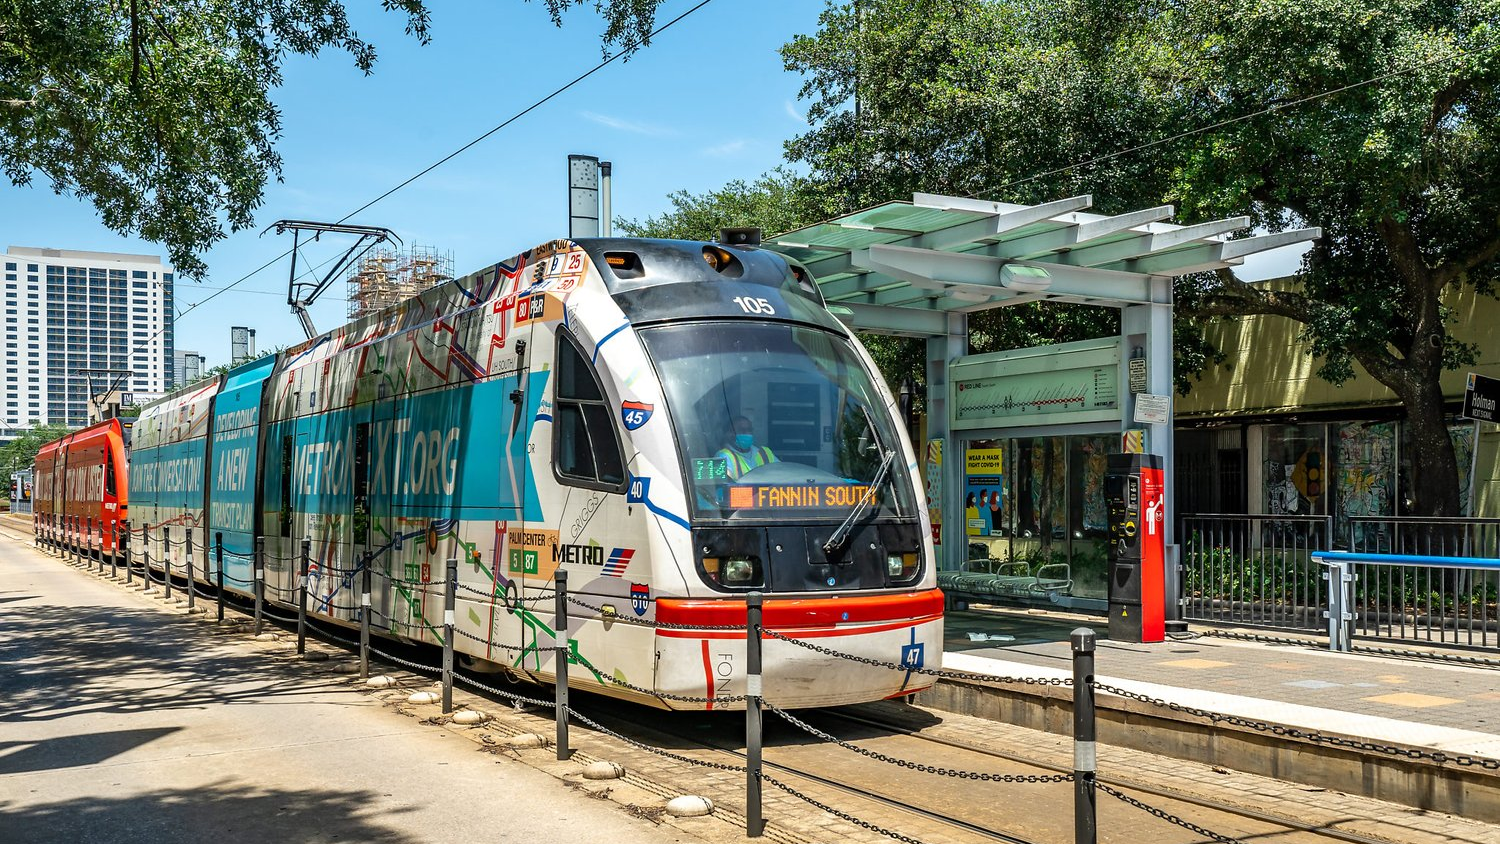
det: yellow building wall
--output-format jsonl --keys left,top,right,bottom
{"left": 1177, "top": 284, "right": 1500, "bottom": 516}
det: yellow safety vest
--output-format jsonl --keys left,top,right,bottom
{"left": 717, "top": 445, "right": 776, "bottom": 478}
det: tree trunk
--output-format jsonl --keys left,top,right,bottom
{"left": 1399, "top": 376, "right": 1462, "bottom": 518}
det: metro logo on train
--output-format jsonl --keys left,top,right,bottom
{"left": 32, "top": 236, "right": 943, "bottom": 710}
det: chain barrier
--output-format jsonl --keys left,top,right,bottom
{"left": 762, "top": 628, "right": 1073, "bottom": 688}
{"left": 564, "top": 705, "right": 749, "bottom": 773}
{"left": 450, "top": 626, "right": 529, "bottom": 654}
{"left": 761, "top": 774, "right": 926, "bottom": 844}
{"left": 451, "top": 672, "right": 556, "bottom": 708}
{"left": 303, "top": 618, "right": 362, "bottom": 649}
{"left": 1095, "top": 781, "right": 1246, "bottom": 844}
{"left": 573, "top": 651, "right": 747, "bottom": 705}
{"left": 566, "top": 594, "right": 746, "bottom": 631}
{"left": 455, "top": 581, "right": 555, "bottom": 603}
{"left": 369, "top": 608, "right": 439, "bottom": 635}
{"left": 766, "top": 704, "right": 1072, "bottom": 784}
{"left": 368, "top": 644, "right": 443, "bottom": 676}
{"left": 260, "top": 606, "right": 303, "bottom": 626}
{"left": 1091, "top": 680, "right": 1500, "bottom": 769}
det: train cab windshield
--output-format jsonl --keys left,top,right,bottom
{"left": 639, "top": 322, "right": 916, "bottom": 522}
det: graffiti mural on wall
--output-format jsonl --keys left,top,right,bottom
{"left": 1335, "top": 422, "right": 1394, "bottom": 546}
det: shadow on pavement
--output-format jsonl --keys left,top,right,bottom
{"left": 0, "top": 779, "right": 422, "bottom": 844}
{"left": 0, "top": 727, "right": 182, "bottom": 775}
{"left": 0, "top": 603, "right": 344, "bottom": 724}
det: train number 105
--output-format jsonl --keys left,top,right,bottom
{"left": 731, "top": 296, "right": 776, "bottom": 315}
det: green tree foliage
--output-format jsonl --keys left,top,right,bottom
{"left": 1, "top": 422, "right": 72, "bottom": 483}
{"left": 0, "top": 1, "right": 671, "bottom": 279}
{"left": 0, "top": 1, "right": 433, "bottom": 278}
{"left": 776, "top": 0, "right": 1500, "bottom": 516}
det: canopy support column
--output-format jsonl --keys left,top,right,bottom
{"left": 1123, "top": 277, "right": 1178, "bottom": 619}
{"left": 927, "top": 312, "right": 967, "bottom": 571}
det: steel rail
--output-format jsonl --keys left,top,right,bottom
{"left": 572, "top": 703, "right": 1042, "bottom": 844}
{"left": 819, "top": 709, "right": 1400, "bottom": 844}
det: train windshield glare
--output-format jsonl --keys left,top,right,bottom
{"left": 639, "top": 322, "right": 915, "bottom": 521}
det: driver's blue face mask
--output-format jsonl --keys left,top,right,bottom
{"left": 734, "top": 433, "right": 755, "bottom": 451}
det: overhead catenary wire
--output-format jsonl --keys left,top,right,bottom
{"left": 142, "top": 0, "right": 719, "bottom": 353}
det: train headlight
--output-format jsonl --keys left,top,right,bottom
{"left": 722, "top": 556, "right": 759, "bottom": 585}
{"left": 888, "top": 552, "right": 920, "bottom": 582}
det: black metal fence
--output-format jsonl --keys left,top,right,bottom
{"left": 1179, "top": 514, "right": 1332, "bottom": 632}
{"left": 1182, "top": 513, "right": 1500, "bottom": 652}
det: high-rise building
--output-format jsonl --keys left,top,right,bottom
{"left": 173, "top": 349, "right": 206, "bottom": 387}
{"left": 1, "top": 246, "right": 174, "bottom": 440}
{"left": 230, "top": 325, "right": 256, "bottom": 363}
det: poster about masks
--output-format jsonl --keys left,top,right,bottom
{"left": 964, "top": 447, "right": 1003, "bottom": 537}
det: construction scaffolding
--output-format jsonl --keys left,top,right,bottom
{"left": 346, "top": 246, "right": 454, "bottom": 320}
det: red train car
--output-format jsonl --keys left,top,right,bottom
{"left": 33, "top": 419, "right": 132, "bottom": 557}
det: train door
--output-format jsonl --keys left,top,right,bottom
{"left": 508, "top": 275, "right": 554, "bottom": 677}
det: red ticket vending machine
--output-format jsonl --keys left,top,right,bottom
{"left": 1104, "top": 453, "right": 1165, "bottom": 643}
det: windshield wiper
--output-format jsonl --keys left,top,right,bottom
{"left": 823, "top": 443, "right": 896, "bottom": 557}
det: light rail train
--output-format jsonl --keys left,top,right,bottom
{"left": 33, "top": 418, "right": 132, "bottom": 558}
{"left": 38, "top": 236, "right": 943, "bottom": 709}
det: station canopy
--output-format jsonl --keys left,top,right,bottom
{"left": 762, "top": 192, "right": 1320, "bottom": 336}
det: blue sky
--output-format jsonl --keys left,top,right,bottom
{"left": 0, "top": 0, "right": 1302, "bottom": 367}
{"left": 0, "top": 0, "right": 825, "bottom": 364}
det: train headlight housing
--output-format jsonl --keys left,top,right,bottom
{"left": 722, "top": 556, "right": 759, "bottom": 585}
{"left": 888, "top": 552, "right": 920, "bottom": 582}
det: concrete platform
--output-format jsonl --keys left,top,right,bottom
{"left": 923, "top": 607, "right": 1500, "bottom": 821}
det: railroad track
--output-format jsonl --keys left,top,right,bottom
{"left": 811, "top": 708, "right": 1402, "bottom": 844}
{"left": 12, "top": 534, "right": 1446, "bottom": 844}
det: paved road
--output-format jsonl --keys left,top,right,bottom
{"left": 0, "top": 532, "right": 703, "bottom": 844}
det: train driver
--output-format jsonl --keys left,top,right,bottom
{"left": 715, "top": 415, "right": 778, "bottom": 480}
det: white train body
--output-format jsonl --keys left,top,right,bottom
{"left": 128, "top": 238, "right": 943, "bottom": 709}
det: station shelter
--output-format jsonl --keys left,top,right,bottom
{"left": 764, "top": 193, "right": 1319, "bottom": 613}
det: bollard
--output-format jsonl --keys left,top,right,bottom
{"left": 746, "top": 591, "right": 765, "bottom": 838}
{"left": 163, "top": 527, "right": 174, "bottom": 601}
{"left": 142, "top": 526, "right": 153, "bottom": 592}
{"left": 110, "top": 520, "right": 118, "bottom": 579}
{"left": 359, "top": 552, "right": 372, "bottom": 680}
{"left": 1072, "top": 628, "right": 1097, "bottom": 844}
{"left": 186, "top": 531, "right": 196, "bottom": 611}
{"left": 442, "top": 558, "right": 457, "bottom": 714}
{"left": 297, "top": 538, "right": 310, "bottom": 655}
{"left": 554, "top": 569, "right": 570, "bottom": 760}
{"left": 93, "top": 519, "right": 100, "bottom": 569}
{"left": 124, "top": 524, "right": 133, "bottom": 585}
{"left": 215, "top": 532, "right": 225, "bottom": 622}
{"left": 96, "top": 520, "right": 103, "bottom": 570}
{"left": 254, "top": 537, "right": 265, "bottom": 636}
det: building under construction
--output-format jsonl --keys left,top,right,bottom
{"left": 346, "top": 246, "right": 454, "bottom": 320}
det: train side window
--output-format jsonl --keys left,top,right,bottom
{"left": 105, "top": 457, "right": 116, "bottom": 496}
{"left": 279, "top": 435, "right": 293, "bottom": 537}
{"left": 553, "top": 332, "right": 626, "bottom": 491}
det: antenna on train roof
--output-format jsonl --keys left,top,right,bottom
{"left": 718, "top": 227, "right": 762, "bottom": 247}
